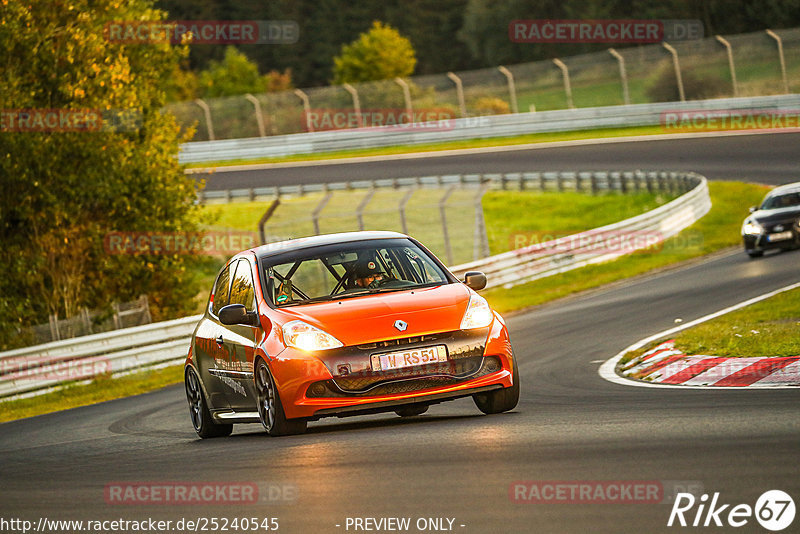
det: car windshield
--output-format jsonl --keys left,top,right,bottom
{"left": 263, "top": 240, "right": 449, "bottom": 306}
{"left": 761, "top": 192, "right": 800, "bottom": 210}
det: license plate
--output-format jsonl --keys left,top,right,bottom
{"left": 767, "top": 231, "right": 793, "bottom": 242}
{"left": 371, "top": 345, "right": 448, "bottom": 371}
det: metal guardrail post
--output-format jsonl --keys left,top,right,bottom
{"left": 398, "top": 188, "right": 416, "bottom": 234}
{"left": 312, "top": 192, "right": 333, "bottom": 235}
{"left": 766, "top": 29, "right": 790, "bottom": 94}
{"left": 552, "top": 59, "right": 575, "bottom": 109}
{"left": 356, "top": 188, "right": 376, "bottom": 231}
{"left": 294, "top": 89, "right": 313, "bottom": 132}
{"left": 661, "top": 42, "right": 685, "bottom": 102}
{"left": 194, "top": 99, "right": 215, "bottom": 141}
{"left": 497, "top": 66, "right": 519, "bottom": 114}
{"left": 394, "top": 78, "right": 414, "bottom": 123}
{"left": 244, "top": 94, "right": 267, "bottom": 137}
{"left": 439, "top": 186, "right": 456, "bottom": 265}
{"left": 608, "top": 48, "right": 631, "bottom": 105}
{"left": 446, "top": 72, "right": 467, "bottom": 118}
{"left": 715, "top": 36, "right": 739, "bottom": 98}
{"left": 473, "top": 185, "right": 490, "bottom": 260}
{"left": 343, "top": 83, "right": 363, "bottom": 128}
{"left": 258, "top": 198, "right": 281, "bottom": 244}
{"left": 48, "top": 314, "right": 59, "bottom": 341}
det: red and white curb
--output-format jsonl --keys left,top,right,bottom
{"left": 620, "top": 340, "right": 800, "bottom": 387}
{"left": 599, "top": 281, "right": 800, "bottom": 389}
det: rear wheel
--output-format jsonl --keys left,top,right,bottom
{"left": 255, "top": 359, "right": 307, "bottom": 436}
{"left": 395, "top": 405, "right": 429, "bottom": 417}
{"left": 185, "top": 367, "right": 232, "bottom": 438}
{"left": 747, "top": 250, "right": 763, "bottom": 258}
{"left": 473, "top": 357, "right": 520, "bottom": 415}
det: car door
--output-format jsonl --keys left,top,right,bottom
{"left": 194, "top": 261, "right": 234, "bottom": 410}
{"left": 217, "top": 257, "right": 261, "bottom": 410}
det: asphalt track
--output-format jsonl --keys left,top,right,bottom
{"left": 2, "top": 133, "right": 799, "bottom": 534}
{"left": 195, "top": 131, "right": 800, "bottom": 190}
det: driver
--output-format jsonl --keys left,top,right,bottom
{"left": 354, "top": 258, "right": 388, "bottom": 288}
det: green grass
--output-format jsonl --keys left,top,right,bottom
{"left": 483, "top": 190, "right": 672, "bottom": 255}
{"left": 0, "top": 365, "right": 183, "bottom": 424}
{"left": 186, "top": 125, "right": 668, "bottom": 168}
{"left": 482, "top": 181, "right": 770, "bottom": 314}
{"left": 669, "top": 288, "right": 800, "bottom": 358}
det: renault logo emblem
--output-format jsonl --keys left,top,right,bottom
{"left": 394, "top": 320, "right": 408, "bottom": 332}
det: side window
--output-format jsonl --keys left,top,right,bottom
{"left": 229, "top": 259, "right": 256, "bottom": 311}
{"left": 211, "top": 264, "right": 232, "bottom": 316}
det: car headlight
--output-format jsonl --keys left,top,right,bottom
{"left": 282, "top": 320, "right": 343, "bottom": 351}
{"left": 742, "top": 219, "right": 764, "bottom": 235}
{"left": 460, "top": 294, "right": 494, "bottom": 330}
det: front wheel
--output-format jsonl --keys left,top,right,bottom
{"left": 185, "top": 367, "right": 232, "bottom": 438}
{"left": 747, "top": 250, "right": 763, "bottom": 258}
{"left": 473, "top": 357, "right": 520, "bottom": 415}
{"left": 255, "top": 359, "right": 307, "bottom": 436}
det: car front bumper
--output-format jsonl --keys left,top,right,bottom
{"left": 743, "top": 228, "right": 800, "bottom": 253}
{"left": 268, "top": 314, "right": 515, "bottom": 420}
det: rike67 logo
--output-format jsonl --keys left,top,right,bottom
{"left": 668, "top": 490, "right": 795, "bottom": 531}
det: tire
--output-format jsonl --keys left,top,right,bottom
{"left": 255, "top": 359, "right": 307, "bottom": 436}
{"left": 747, "top": 250, "right": 763, "bottom": 258}
{"left": 185, "top": 367, "right": 233, "bottom": 439}
{"left": 395, "top": 405, "right": 429, "bottom": 417}
{"left": 473, "top": 356, "right": 520, "bottom": 415}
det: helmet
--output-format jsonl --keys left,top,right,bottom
{"left": 354, "top": 256, "right": 385, "bottom": 278}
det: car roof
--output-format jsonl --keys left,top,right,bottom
{"left": 253, "top": 231, "right": 410, "bottom": 259}
{"left": 766, "top": 181, "right": 800, "bottom": 197}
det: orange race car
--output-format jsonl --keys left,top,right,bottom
{"left": 184, "top": 231, "right": 519, "bottom": 437}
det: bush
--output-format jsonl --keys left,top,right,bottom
{"left": 470, "top": 96, "right": 511, "bottom": 115}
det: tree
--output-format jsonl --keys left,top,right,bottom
{"left": 0, "top": 0, "right": 203, "bottom": 347}
{"left": 332, "top": 21, "right": 417, "bottom": 84}
{"left": 197, "top": 47, "right": 290, "bottom": 98}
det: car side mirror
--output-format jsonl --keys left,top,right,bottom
{"left": 749, "top": 206, "right": 758, "bottom": 213}
{"left": 464, "top": 271, "right": 487, "bottom": 291}
{"left": 219, "top": 304, "right": 260, "bottom": 327}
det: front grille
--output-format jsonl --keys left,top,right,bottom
{"left": 764, "top": 220, "right": 800, "bottom": 233}
{"left": 306, "top": 356, "right": 502, "bottom": 398}
{"left": 356, "top": 332, "right": 447, "bottom": 350}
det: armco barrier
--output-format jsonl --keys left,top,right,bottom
{"left": 0, "top": 315, "right": 201, "bottom": 399}
{"left": 0, "top": 171, "right": 710, "bottom": 400}
{"left": 179, "top": 94, "right": 800, "bottom": 164}
{"left": 195, "top": 169, "right": 689, "bottom": 203}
